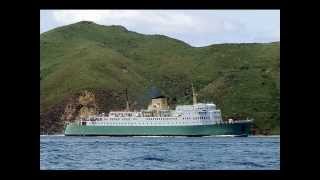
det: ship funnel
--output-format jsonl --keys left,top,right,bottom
{"left": 192, "top": 83, "right": 197, "bottom": 105}
{"left": 125, "top": 88, "right": 130, "bottom": 111}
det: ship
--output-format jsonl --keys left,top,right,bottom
{"left": 64, "top": 85, "right": 253, "bottom": 136}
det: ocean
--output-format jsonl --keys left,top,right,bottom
{"left": 40, "top": 136, "right": 280, "bottom": 170}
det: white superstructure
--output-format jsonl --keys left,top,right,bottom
{"left": 80, "top": 85, "right": 226, "bottom": 127}
{"left": 84, "top": 102, "right": 223, "bottom": 126}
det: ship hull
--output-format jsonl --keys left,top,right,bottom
{"left": 64, "top": 122, "right": 252, "bottom": 136}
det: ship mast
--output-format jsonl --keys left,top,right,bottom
{"left": 192, "top": 83, "right": 197, "bottom": 105}
{"left": 125, "top": 88, "right": 130, "bottom": 111}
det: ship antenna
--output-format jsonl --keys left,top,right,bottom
{"left": 192, "top": 83, "right": 197, "bottom": 105}
{"left": 125, "top": 88, "right": 130, "bottom": 111}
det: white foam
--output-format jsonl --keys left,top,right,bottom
{"left": 40, "top": 134, "right": 65, "bottom": 137}
{"left": 249, "top": 135, "right": 280, "bottom": 138}
{"left": 212, "top": 135, "right": 237, "bottom": 137}
{"left": 132, "top": 136, "right": 187, "bottom": 138}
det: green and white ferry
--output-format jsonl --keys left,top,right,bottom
{"left": 64, "top": 86, "right": 253, "bottom": 136}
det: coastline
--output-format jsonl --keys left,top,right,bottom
{"left": 40, "top": 134, "right": 280, "bottom": 137}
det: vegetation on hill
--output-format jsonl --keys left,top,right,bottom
{"left": 40, "top": 21, "right": 280, "bottom": 134}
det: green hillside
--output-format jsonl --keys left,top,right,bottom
{"left": 40, "top": 21, "right": 280, "bottom": 134}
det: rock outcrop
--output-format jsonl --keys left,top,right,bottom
{"left": 40, "top": 89, "right": 137, "bottom": 134}
{"left": 61, "top": 90, "right": 98, "bottom": 123}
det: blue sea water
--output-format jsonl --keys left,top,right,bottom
{"left": 40, "top": 136, "right": 280, "bottom": 170}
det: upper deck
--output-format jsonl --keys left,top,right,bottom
{"left": 81, "top": 85, "right": 224, "bottom": 125}
{"left": 176, "top": 103, "right": 216, "bottom": 111}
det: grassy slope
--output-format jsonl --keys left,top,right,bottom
{"left": 40, "top": 21, "right": 280, "bottom": 134}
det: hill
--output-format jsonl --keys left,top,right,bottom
{"left": 40, "top": 21, "right": 280, "bottom": 134}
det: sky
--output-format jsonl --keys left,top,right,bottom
{"left": 40, "top": 10, "right": 280, "bottom": 47}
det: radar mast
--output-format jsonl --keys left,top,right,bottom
{"left": 125, "top": 88, "right": 130, "bottom": 111}
{"left": 192, "top": 83, "right": 197, "bottom": 105}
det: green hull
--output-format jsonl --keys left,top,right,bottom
{"left": 64, "top": 122, "right": 252, "bottom": 136}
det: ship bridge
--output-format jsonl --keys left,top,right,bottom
{"left": 175, "top": 103, "right": 222, "bottom": 123}
{"left": 176, "top": 103, "right": 216, "bottom": 111}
